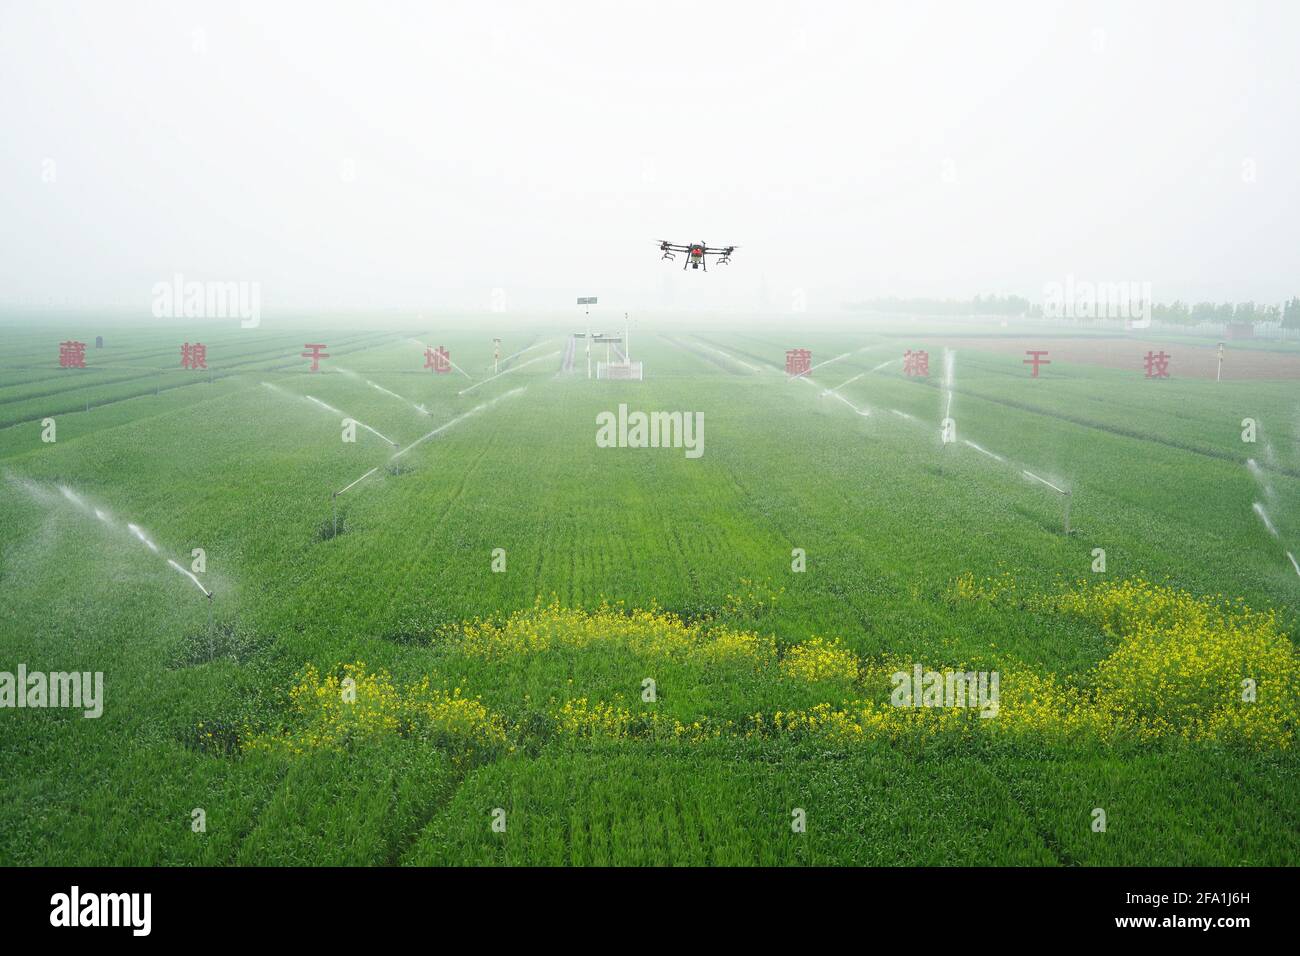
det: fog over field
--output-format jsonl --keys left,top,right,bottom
{"left": 2, "top": 0, "right": 1300, "bottom": 910}
{"left": 3, "top": 0, "right": 1299, "bottom": 314}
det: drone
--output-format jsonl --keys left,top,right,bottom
{"left": 656, "top": 240, "right": 737, "bottom": 271}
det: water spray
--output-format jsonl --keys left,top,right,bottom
{"left": 962, "top": 439, "right": 1005, "bottom": 462}
{"left": 457, "top": 352, "right": 560, "bottom": 396}
{"left": 1252, "top": 502, "right": 1279, "bottom": 538}
{"left": 304, "top": 396, "right": 399, "bottom": 447}
{"left": 331, "top": 467, "right": 380, "bottom": 536}
{"left": 169, "top": 558, "right": 215, "bottom": 654}
{"left": 1023, "top": 470, "right": 1072, "bottom": 534}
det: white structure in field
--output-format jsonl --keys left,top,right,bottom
{"left": 597, "top": 360, "right": 643, "bottom": 380}
{"left": 594, "top": 314, "right": 643, "bottom": 380}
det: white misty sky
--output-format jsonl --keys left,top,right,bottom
{"left": 2, "top": 0, "right": 1298, "bottom": 313}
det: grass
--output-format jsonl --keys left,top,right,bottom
{"left": 0, "top": 316, "right": 1297, "bottom": 865}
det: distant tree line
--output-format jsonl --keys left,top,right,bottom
{"left": 846, "top": 294, "right": 1033, "bottom": 316}
{"left": 846, "top": 295, "right": 1300, "bottom": 328}
{"left": 1140, "top": 299, "right": 1299, "bottom": 328}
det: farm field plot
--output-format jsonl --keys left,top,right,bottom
{"left": 1, "top": 318, "right": 1297, "bottom": 866}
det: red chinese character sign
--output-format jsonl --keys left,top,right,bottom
{"left": 903, "top": 349, "right": 929, "bottom": 377}
{"left": 59, "top": 341, "right": 87, "bottom": 368}
{"left": 785, "top": 348, "right": 811, "bottom": 378}
{"left": 302, "top": 343, "right": 329, "bottom": 372}
{"left": 181, "top": 342, "right": 207, "bottom": 370}
{"left": 1023, "top": 350, "right": 1051, "bottom": 377}
{"left": 1143, "top": 350, "right": 1170, "bottom": 378}
{"left": 425, "top": 346, "right": 451, "bottom": 373}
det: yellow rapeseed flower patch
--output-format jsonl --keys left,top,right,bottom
{"left": 1045, "top": 579, "right": 1300, "bottom": 749}
{"left": 455, "top": 601, "right": 782, "bottom": 672}
{"left": 240, "top": 579, "right": 1296, "bottom": 760}
{"left": 779, "top": 636, "right": 859, "bottom": 683}
{"left": 244, "top": 662, "right": 508, "bottom": 758}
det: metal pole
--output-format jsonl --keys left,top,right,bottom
{"left": 207, "top": 591, "right": 215, "bottom": 661}
{"left": 1063, "top": 491, "right": 1072, "bottom": 535}
{"left": 332, "top": 493, "right": 338, "bottom": 538}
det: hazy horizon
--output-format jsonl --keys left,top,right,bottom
{"left": 4, "top": 0, "right": 1299, "bottom": 316}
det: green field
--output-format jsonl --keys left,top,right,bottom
{"left": 2, "top": 316, "right": 1297, "bottom": 866}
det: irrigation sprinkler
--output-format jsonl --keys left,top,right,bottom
{"left": 578, "top": 296, "right": 597, "bottom": 378}
{"left": 167, "top": 558, "right": 215, "bottom": 656}
{"left": 330, "top": 466, "right": 381, "bottom": 537}
{"left": 1216, "top": 342, "right": 1225, "bottom": 382}
{"left": 939, "top": 417, "right": 956, "bottom": 473}
{"left": 1022, "top": 470, "right": 1072, "bottom": 535}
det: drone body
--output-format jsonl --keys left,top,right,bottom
{"left": 656, "top": 240, "right": 737, "bottom": 271}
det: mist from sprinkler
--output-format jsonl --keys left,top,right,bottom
{"left": 327, "top": 386, "right": 530, "bottom": 516}
{"left": 303, "top": 396, "right": 398, "bottom": 447}
{"left": 689, "top": 339, "right": 766, "bottom": 373}
{"left": 127, "top": 523, "right": 161, "bottom": 553}
{"left": 369, "top": 380, "right": 428, "bottom": 415}
{"left": 339, "top": 367, "right": 431, "bottom": 417}
{"left": 409, "top": 339, "right": 475, "bottom": 381}
{"left": 1252, "top": 502, "right": 1280, "bottom": 538}
{"left": 941, "top": 348, "right": 956, "bottom": 421}
{"left": 395, "top": 386, "right": 526, "bottom": 457}
{"left": 1022, "top": 469, "right": 1073, "bottom": 534}
{"left": 30, "top": 482, "right": 217, "bottom": 608}
{"left": 962, "top": 439, "right": 1005, "bottom": 462}
{"left": 168, "top": 558, "right": 211, "bottom": 597}
{"left": 826, "top": 370, "right": 867, "bottom": 394}
{"left": 457, "top": 352, "right": 561, "bottom": 396}
{"left": 499, "top": 340, "right": 555, "bottom": 367}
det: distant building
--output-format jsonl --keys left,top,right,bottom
{"left": 95, "top": 336, "right": 103, "bottom": 348}
{"left": 1225, "top": 322, "right": 1255, "bottom": 340}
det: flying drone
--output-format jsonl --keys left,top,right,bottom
{"left": 656, "top": 240, "right": 737, "bottom": 271}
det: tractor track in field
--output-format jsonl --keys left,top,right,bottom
{"left": 0, "top": 380, "right": 254, "bottom": 461}
{"left": 702, "top": 332, "right": 1300, "bottom": 481}
{"left": 0, "top": 331, "right": 403, "bottom": 429}
{"left": 0, "top": 332, "right": 378, "bottom": 407}
{"left": 384, "top": 768, "right": 475, "bottom": 866}
{"left": 907, "top": 378, "right": 1300, "bottom": 481}
{"left": 659, "top": 334, "right": 750, "bottom": 376}
{"left": 993, "top": 766, "right": 1078, "bottom": 867}
{"left": 226, "top": 765, "right": 293, "bottom": 866}
{"left": 693, "top": 335, "right": 784, "bottom": 374}
{"left": 718, "top": 460, "right": 882, "bottom": 641}
{"left": 354, "top": 407, "right": 505, "bottom": 627}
